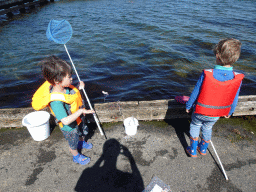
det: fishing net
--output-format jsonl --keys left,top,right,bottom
{"left": 46, "top": 19, "right": 72, "bottom": 44}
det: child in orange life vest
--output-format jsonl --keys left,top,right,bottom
{"left": 38, "top": 56, "right": 94, "bottom": 165}
{"left": 186, "top": 38, "right": 244, "bottom": 158}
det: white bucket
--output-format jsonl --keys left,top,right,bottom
{"left": 124, "top": 117, "right": 139, "bottom": 136}
{"left": 22, "top": 111, "right": 51, "bottom": 141}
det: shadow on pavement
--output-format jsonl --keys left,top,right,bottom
{"left": 75, "top": 138, "right": 144, "bottom": 192}
{"left": 165, "top": 118, "right": 191, "bottom": 155}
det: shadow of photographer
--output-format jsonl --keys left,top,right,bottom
{"left": 75, "top": 138, "right": 144, "bottom": 192}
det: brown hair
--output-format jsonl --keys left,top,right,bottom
{"left": 213, "top": 38, "right": 241, "bottom": 66}
{"left": 41, "top": 55, "right": 72, "bottom": 85}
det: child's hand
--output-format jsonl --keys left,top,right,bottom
{"left": 82, "top": 109, "right": 95, "bottom": 115}
{"left": 78, "top": 81, "right": 85, "bottom": 90}
{"left": 186, "top": 109, "right": 190, "bottom": 113}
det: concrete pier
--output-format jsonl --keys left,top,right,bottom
{"left": 0, "top": 95, "right": 256, "bottom": 128}
{"left": 0, "top": 0, "right": 54, "bottom": 16}
{"left": 0, "top": 117, "right": 256, "bottom": 191}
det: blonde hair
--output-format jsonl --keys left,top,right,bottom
{"left": 213, "top": 38, "right": 241, "bottom": 66}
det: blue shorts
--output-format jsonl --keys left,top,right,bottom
{"left": 61, "top": 123, "right": 88, "bottom": 150}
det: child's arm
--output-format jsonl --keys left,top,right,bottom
{"left": 61, "top": 108, "right": 94, "bottom": 125}
{"left": 50, "top": 101, "right": 94, "bottom": 126}
{"left": 186, "top": 72, "right": 204, "bottom": 112}
{"left": 227, "top": 82, "right": 242, "bottom": 117}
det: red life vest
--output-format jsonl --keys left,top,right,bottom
{"left": 194, "top": 69, "right": 244, "bottom": 117}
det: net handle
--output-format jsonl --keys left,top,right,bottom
{"left": 64, "top": 44, "right": 106, "bottom": 138}
{"left": 210, "top": 140, "right": 229, "bottom": 180}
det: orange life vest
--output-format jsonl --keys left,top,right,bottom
{"left": 194, "top": 69, "right": 244, "bottom": 117}
{"left": 32, "top": 81, "right": 83, "bottom": 127}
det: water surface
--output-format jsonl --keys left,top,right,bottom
{"left": 0, "top": 0, "right": 256, "bottom": 108}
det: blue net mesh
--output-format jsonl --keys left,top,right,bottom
{"left": 46, "top": 19, "right": 72, "bottom": 44}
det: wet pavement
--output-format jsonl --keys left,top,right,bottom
{"left": 0, "top": 118, "right": 256, "bottom": 192}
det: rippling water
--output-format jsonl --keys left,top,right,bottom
{"left": 0, "top": 0, "right": 256, "bottom": 108}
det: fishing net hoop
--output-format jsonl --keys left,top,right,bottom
{"left": 46, "top": 19, "right": 72, "bottom": 44}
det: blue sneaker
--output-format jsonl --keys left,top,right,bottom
{"left": 73, "top": 154, "right": 90, "bottom": 165}
{"left": 186, "top": 137, "right": 198, "bottom": 158}
{"left": 77, "top": 141, "right": 93, "bottom": 150}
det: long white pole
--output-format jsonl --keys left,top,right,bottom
{"left": 210, "top": 140, "right": 229, "bottom": 180}
{"left": 64, "top": 44, "right": 106, "bottom": 138}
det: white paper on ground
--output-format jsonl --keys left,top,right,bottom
{"left": 150, "top": 184, "right": 163, "bottom": 192}
{"left": 143, "top": 176, "right": 171, "bottom": 192}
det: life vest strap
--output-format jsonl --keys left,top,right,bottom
{"left": 50, "top": 93, "right": 66, "bottom": 101}
{"left": 197, "top": 102, "right": 232, "bottom": 109}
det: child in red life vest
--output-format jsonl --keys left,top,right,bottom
{"left": 33, "top": 56, "right": 94, "bottom": 165}
{"left": 186, "top": 38, "right": 244, "bottom": 158}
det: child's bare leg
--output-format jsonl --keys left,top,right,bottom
{"left": 69, "top": 147, "right": 79, "bottom": 156}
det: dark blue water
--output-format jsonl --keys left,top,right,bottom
{"left": 0, "top": 0, "right": 256, "bottom": 108}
